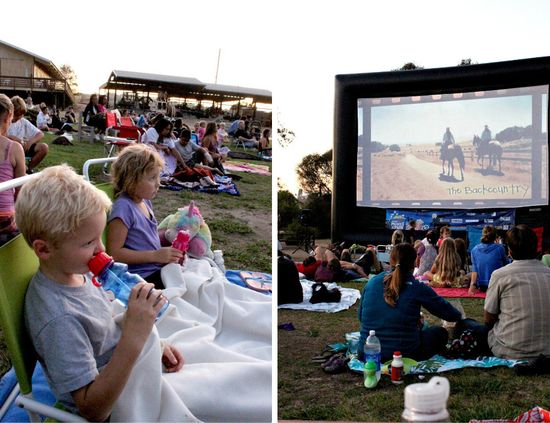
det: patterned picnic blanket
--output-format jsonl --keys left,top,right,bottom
{"left": 223, "top": 162, "right": 271, "bottom": 176}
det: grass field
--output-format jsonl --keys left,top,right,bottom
{"left": 278, "top": 281, "right": 550, "bottom": 422}
{"left": 0, "top": 133, "right": 272, "bottom": 376}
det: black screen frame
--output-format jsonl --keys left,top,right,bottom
{"left": 333, "top": 56, "right": 550, "bottom": 243}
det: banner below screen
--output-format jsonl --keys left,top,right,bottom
{"left": 386, "top": 209, "right": 516, "bottom": 231}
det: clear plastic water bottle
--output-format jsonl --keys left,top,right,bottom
{"left": 364, "top": 330, "right": 381, "bottom": 381}
{"left": 213, "top": 249, "right": 226, "bottom": 275}
{"left": 88, "top": 252, "right": 169, "bottom": 319}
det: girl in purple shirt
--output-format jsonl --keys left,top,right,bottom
{"left": 107, "top": 144, "right": 183, "bottom": 289}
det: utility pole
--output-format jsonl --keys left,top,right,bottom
{"left": 215, "top": 48, "right": 221, "bottom": 84}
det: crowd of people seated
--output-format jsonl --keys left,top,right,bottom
{"left": 279, "top": 223, "right": 550, "bottom": 364}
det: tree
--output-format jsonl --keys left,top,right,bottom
{"left": 393, "top": 62, "right": 424, "bottom": 71}
{"left": 278, "top": 113, "right": 295, "bottom": 147}
{"left": 389, "top": 144, "right": 401, "bottom": 152}
{"left": 458, "top": 58, "right": 477, "bottom": 66}
{"left": 278, "top": 190, "right": 301, "bottom": 229}
{"left": 296, "top": 149, "right": 333, "bottom": 196}
{"left": 59, "top": 64, "right": 78, "bottom": 94}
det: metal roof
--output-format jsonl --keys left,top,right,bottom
{"left": 102, "top": 70, "right": 271, "bottom": 104}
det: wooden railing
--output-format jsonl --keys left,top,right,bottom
{"left": 0, "top": 76, "right": 74, "bottom": 100}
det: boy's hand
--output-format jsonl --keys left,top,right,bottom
{"left": 162, "top": 344, "right": 184, "bottom": 373}
{"left": 124, "top": 282, "right": 167, "bottom": 345}
{"left": 156, "top": 247, "right": 184, "bottom": 264}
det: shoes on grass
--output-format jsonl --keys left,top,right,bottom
{"left": 515, "top": 354, "right": 550, "bottom": 376}
{"left": 322, "top": 353, "right": 349, "bottom": 374}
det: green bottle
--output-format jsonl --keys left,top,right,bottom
{"left": 364, "top": 360, "right": 378, "bottom": 388}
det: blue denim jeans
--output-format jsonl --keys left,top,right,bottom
{"left": 454, "top": 318, "right": 492, "bottom": 356}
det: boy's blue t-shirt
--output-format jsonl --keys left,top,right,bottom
{"left": 24, "top": 270, "right": 121, "bottom": 413}
{"left": 358, "top": 272, "right": 461, "bottom": 361}
{"left": 471, "top": 243, "right": 508, "bottom": 287}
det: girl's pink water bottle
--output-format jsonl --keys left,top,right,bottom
{"left": 171, "top": 230, "right": 190, "bottom": 264}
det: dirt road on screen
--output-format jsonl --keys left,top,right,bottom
{"left": 371, "top": 152, "right": 531, "bottom": 202}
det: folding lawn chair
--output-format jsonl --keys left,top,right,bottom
{"left": 102, "top": 112, "right": 144, "bottom": 174}
{"left": 76, "top": 112, "right": 95, "bottom": 143}
{"left": 0, "top": 175, "right": 86, "bottom": 422}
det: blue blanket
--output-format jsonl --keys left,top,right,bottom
{"left": 225, "top": 269, "right": 272, "bottom": 294}
{"left": 0, "top": 364, "right": 56, "bottom": 422}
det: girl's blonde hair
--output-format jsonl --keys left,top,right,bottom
{"left": 391, "top": 229, "right": 404, "bottom": 246}
{"left": 0, "top": 94, "right": 14, "bottom": 121}
{"left": 383, "top": 243, "right": 416, "bottom": 307}
{"left": 15, "top": 164, "right": 112, "bottom": 246}
{"left": 111, "top": 144, "right": 163, "bottom": 197}
{"left": 433, "top": 237, "right": 461, "bottom": 283}
{"left": 10, "top": 96, "right": 26, "bottom": 114}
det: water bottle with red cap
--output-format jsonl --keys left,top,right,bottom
{"left": 88, "top": 252, "right": 169, "bottom": 319}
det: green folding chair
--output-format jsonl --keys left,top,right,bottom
{"left": 0, "top": 234, "right": 85, "bottom": 422}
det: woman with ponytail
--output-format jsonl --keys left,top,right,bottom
{"left": 357, "top": 243, "right": 462, "bottom": 362}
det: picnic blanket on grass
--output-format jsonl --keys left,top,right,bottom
{"left": 223, "top": 162, "right": 271, "bottom": 176}
{"left": 278, "top": 280, "right": 361, "bottom": 313}
{"left": 225, "top": 269, "right": 272, "bottom": 294}
{"left": 342, "top": 331, "right": 522, "bottom": 375}
{"left": 161, "top": 175, "right": 240, "bottom": 196}
{"left": 433, "top": 287, "right": 486, "bottom": 299}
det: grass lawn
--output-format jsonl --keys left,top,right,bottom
{"left": 0, "top": 133, "right": 272, "bottom": 376}
{"left": 278, "top": 281, "right": 550, "bottom": 422}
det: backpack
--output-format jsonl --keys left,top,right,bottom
{"left": 310, "top": 283, "right": 342, "bottom": 304}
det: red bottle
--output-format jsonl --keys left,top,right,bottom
{"left": 391, "top": 351, "right": 404, "bottom": 384}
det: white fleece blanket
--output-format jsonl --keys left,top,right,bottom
{"left": 278, "top": 280, "right": 361, "bottom": 313}
{"left": 111, "top": 259, "right": 272, "bottom": 422}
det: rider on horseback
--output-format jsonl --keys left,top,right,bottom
{"left": 481, "top": 124, "right": 492, "bottom": 143}
{"left": 440, "top": 127, "right": 455, "bottom": 159}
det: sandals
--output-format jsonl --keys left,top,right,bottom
{"left": 322, "top": 353, "right": 349, "bottom": 374}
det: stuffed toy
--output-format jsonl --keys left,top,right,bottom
{"left": 158, "top": 201, "right": 213, "bottom": 258}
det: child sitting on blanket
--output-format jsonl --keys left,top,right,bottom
{"left": 425, "top": 238, "right": 464, "bottom": 288}
{"left": 107, "top": 144, "right": 184, "bottom": 289}
{"left": 17, "top": 165, "right": 184, "bottom": 421}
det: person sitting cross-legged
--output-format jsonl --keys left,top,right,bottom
{"left": 456, "top": 224, "right": 550, "bottom": 360}
{"left": 7, "top": 96, "right": 48, "bottom": 174}
{"left": 358, "top": 243, "right": 461, "bottom": 362}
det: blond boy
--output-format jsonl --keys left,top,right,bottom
{"left": 16, "top": 165, "right": 183, "bottom": 421}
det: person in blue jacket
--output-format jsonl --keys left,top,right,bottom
{"left": 468, "top": 225, "right": 508, "bottom": 294}
{"left": 358, "top": 243, "right": 461, "bottom": 362}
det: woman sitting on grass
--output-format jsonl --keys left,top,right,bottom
{"left": 468, "top": 225, "right": 508, "bottom": 294}
{"left": 425, "top": 238, "right": 464, "bottom": 288}
{"left": 201, "top": 122, "right": 225, "bottom": 174}
{"left": 358, "top": 243, "right": 461, "bottom": 362}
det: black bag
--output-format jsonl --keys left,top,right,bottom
{"left": 310, "top": 283, "right": 342, "bottom": 304}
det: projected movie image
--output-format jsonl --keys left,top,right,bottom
{"left": 357, "top": 85, "right": 548, "bottom": 209}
